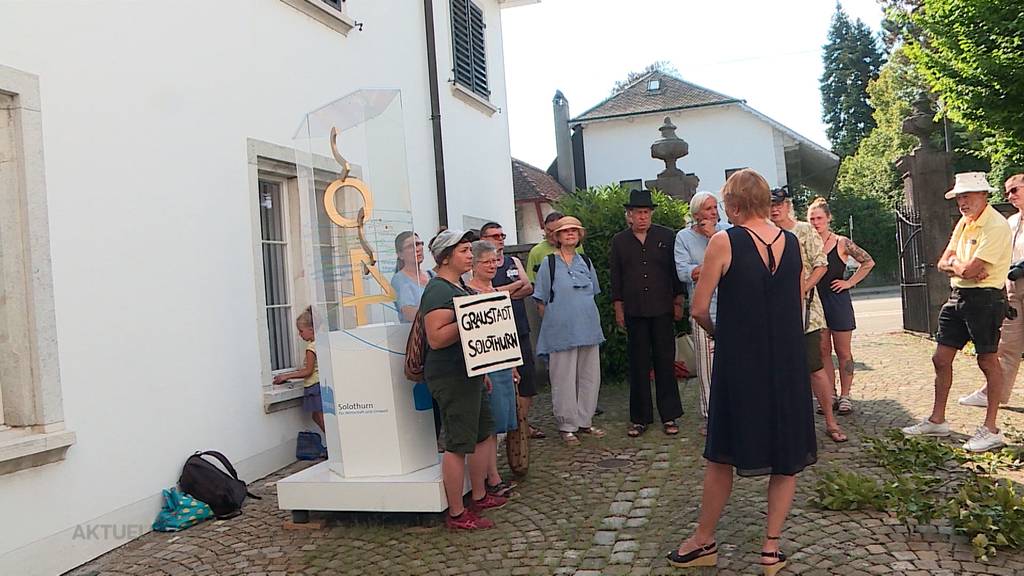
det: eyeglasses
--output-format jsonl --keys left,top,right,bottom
{"left": 1008, "top": 186, "right": 1022, "bottom": 196}
{"left": 482, "top": 233, "right": 507, "bottom": 240}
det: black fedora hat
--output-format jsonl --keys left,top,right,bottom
{"left": 623, "top": 189, "right": 658, "bottom": 209}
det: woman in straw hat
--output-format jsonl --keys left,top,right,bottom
{"left": 532, "top": 216, "right": 606, "bottom": 446}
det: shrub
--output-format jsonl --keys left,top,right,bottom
{"left": 555, "top": 185, "right": 689, "bottom": 382}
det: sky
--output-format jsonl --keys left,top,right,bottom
{"left": 500, "top": 0, "right": 884, "bottom": 169}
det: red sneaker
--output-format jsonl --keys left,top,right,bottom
{"left": 446, "top": 509, "right": 494, "bottom": 530}
{"left": 467, "top": 492, "right": 508, "bottom": 512}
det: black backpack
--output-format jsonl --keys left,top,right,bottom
{"left": 178, "top": 451, "right": 261, "bottom": 519}
{"left": 546, "top": 252, "right": 593, "bottom": 303}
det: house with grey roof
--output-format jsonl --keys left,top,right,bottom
{"left": 550, "top": 71, "right": 840, "bottom": 197}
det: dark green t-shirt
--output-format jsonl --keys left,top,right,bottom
{"left": 419, "top": 276, "right": 470, "bottom": 379}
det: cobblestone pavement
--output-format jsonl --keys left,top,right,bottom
{"left": 72, "top": 332, "right": 1024, "bottom": 576}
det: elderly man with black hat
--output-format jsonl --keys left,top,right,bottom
{"left": 902, "top": 172, "right": 1012, "bottom": 452}
{"left": 610, "top": 189, "right": 685, "bottom": 438}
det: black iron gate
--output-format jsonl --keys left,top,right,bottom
{"left": 896, "top": 205, "right": 932, "bottom": 333}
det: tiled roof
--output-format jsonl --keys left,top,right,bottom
{"left": 512, "top": 158, "right": 566, "bottom": 202}
{"left": 572, "top": 71, "right": 741, "bottom": 123}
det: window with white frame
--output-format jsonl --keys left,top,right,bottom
{"left": 259, "top": 178, "right": 295, "bottom": 372}
{"left": 249, "top": 140, "right": 349, "bottom": 407}
{"left": 0, "top": 64, "right": 75, "bottom": 474}
{"left": 450, "top": 0, "right": 489, "bottom": 100}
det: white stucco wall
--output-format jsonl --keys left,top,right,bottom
{"left": 579, "top": 104, "right": 785, "bottom": 195}
{"left": 434, "top": 0, "right": 518, "bottom": 241}
{"left": 0, "top": 1, "right": 516, "bottom": 574}
{"left": 514, "top": 200, "right": 554, "bottom": 245}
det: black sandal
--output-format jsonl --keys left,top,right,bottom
{"left": 666, "top": 541, "right": 717, "bottom": 568}
{"left": 663, "top": 420, "right": 680, "bottom": 435}
{"left": 761, "top": 536, "right": 787, "bottom": 576}
{"left": 627, "top": 423, "right": 647, "bottom": 438}
{"left": 486, "top": 480, "right": 516, "bottom": 497}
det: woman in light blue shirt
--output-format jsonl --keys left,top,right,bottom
{"left": 533, "top": 216, "right": 605, "bottom": 446}
{"left": 391, "top": 231, "right": 434, "bottom": 323}
{"left": 391, "top": 231, "right": 440, "bottom": 440}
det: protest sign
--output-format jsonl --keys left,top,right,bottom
{"left": 453, "top": 292, "right": 523, "bottom": 377}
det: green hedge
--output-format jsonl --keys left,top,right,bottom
{"left": 555, "top": 185, "right": 690, "bottom": 382}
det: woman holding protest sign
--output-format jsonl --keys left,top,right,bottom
{"left": 467, "top": 240, "right": 519, "bottom": 498}
{"left": 419, "top": 229, "right": 507, "bottom": 530}
{"left": 532, "top": 216, "right": 606, "bottom": 446}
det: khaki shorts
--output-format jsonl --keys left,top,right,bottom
{"left": 805, "top": 329, "right": 823, "bottom": 373}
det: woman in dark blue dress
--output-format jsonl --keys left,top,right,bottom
{"left": 667, "top": 169, "right": 817, "bottom": 576}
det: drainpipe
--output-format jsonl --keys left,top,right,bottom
{"left": 423, "top": 0, "right": 448, "bottom": 228}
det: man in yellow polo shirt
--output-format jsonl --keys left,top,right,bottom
{"left": 903, "top": 172, "right": 1011, "bottom": 451}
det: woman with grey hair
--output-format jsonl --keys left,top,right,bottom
{"left": 467, "top": 240, "right": 519, "bottom": 498}
{"left": 674, "top": 191, "right": 728, "bottom": 435}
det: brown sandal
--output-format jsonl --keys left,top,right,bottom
{"left": 528, "top": 426, "right": 546, "bottom": 439}
{"left": 663, "top": 421, "right": 680, "bottom": 435}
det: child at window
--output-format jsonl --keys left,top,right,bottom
{"left": 272, "top": 307, "right": 324, "bottom": 433}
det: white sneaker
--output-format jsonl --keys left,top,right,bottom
{"left": 957, "top": 389, "right": 989, "bottom": 408}
{"left": 963, "top": 426, "right": 1006, "bottom": 452}
{"left": 901, "top": 418, "right": 951, "bottom": 437}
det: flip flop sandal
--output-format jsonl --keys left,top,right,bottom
{"left": 826, "top": 427, "right": 848, "bottom": 443}
{"left": 627, "top": 423, "right": 647, "bottom": 438}
{"left": 663, "top": 421, "right": 680, "bottom": 435}
{"left": 529, "top": 426, "right": 547, "bottom": 439}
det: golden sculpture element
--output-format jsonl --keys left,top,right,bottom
{"left": 324, "top": 127, "right": 396, "bottom": 325}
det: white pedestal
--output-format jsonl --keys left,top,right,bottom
{"left": 277, "top": 323, "right": 453, "bottom": 514}
{"left": 326, "top": 323, "right": 437, "bottom": 477}
{"left": 277, "top": 459, "right": 449, "bottom": 513}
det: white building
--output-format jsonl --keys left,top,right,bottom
{"left": 511, "top": 158, "right": 565, "bottom": 244}
{"left": 552, "top": 71, "right": 839, "bottom": 196}
{"left": 0, "top": 1, "right": 533, "bottom": 574}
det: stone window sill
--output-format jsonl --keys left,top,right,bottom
{"left": 278, "top": 0, "right": 355, "bottom": 35}
{"left": 264, "top": 384, "right": 304, "bottom": 413}
{"left": 451, "top": 82, "right": 499, "bottom": 116}
{"left": 0, "top": 425, "right": 76, "bottom": 476}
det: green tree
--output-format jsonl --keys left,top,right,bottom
{"left": 820, "top": 3, "right": 886, "bottom": 157}
{"left": 907, "top": 0, "right": 1024, "bottom": 177}
{"left": 611, "top": 61, "right": 680, "bottom": 95}
{"left": 876, "top": 0, "right": 924, "bottom": 49}
{"left": 555, "top": 185, "right": 688, "bottom": 382}
{"left": 831, "top": 46, "right": 924, "bottom": 281}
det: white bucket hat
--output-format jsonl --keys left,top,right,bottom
{"left": 945, "top": 172, "right": 996, "bottom": 199}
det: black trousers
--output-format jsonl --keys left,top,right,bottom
{"left": 626, "top": 313, "right": 683, "bottom": 425}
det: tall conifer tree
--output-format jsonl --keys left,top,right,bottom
{"left": 820, "top": 3, "right": 885, "bottom": 157}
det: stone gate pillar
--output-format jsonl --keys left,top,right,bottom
{"left": 897, "top": 95, "right": 956, "bottom": 331}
